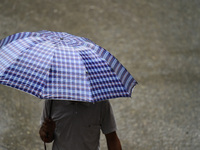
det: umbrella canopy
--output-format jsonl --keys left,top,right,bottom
{"left": 0, "top": 30, "right": 137, "bottom": 102}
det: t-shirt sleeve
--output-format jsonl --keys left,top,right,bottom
{"left": 101, "top": 100, "right": 117, "bottom": 135}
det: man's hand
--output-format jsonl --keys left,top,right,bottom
{"left": 39, "top": 118, "right": 56, "bottom": 143}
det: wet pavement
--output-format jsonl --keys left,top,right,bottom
{"left": 0, "top": 0, "right": 200, "bottom": 150}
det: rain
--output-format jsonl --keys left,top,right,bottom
{"left": 0, "top": 0, "right": 200, "bottom": 150}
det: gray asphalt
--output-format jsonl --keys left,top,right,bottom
{"left": 0, "top": 0, "right": 200, "bottom": 150}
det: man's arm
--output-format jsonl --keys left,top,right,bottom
{"left": 105, "top": 131, "right": 122, "bottom": 150}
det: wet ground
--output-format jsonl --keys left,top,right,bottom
{"left": 0, "top": 0, "right": 200, "bottom": 150}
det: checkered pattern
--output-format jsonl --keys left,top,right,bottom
{"left": 0, "top": 30, "right": 137, "bottom": 102}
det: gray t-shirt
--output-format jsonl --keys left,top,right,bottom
{"left": 41, "top": 100, "right": 117, "bottom": 150}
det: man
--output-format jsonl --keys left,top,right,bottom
{"left": 39, "top": 100, "right": 122, "bottom": 150}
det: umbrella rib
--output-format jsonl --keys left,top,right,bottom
{"left": 38, "top": 49, "right": 56, "bottom": 99}
{"left": 72, "top": 46, "right": 95, "bottom": 102}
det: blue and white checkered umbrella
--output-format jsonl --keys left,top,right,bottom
{"left": 0, "top": 30, "right": 137, "bottom": 102}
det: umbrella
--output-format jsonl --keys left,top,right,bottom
{"left": 0, "top": 30, "right": 137, "bottom": 103}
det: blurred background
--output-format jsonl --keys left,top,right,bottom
{"left": 0, "top": 0, "right": 200, "bottom": 150}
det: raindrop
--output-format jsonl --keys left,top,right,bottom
{"left": 110, "top": 68, "right": 114, "bottom": 72}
